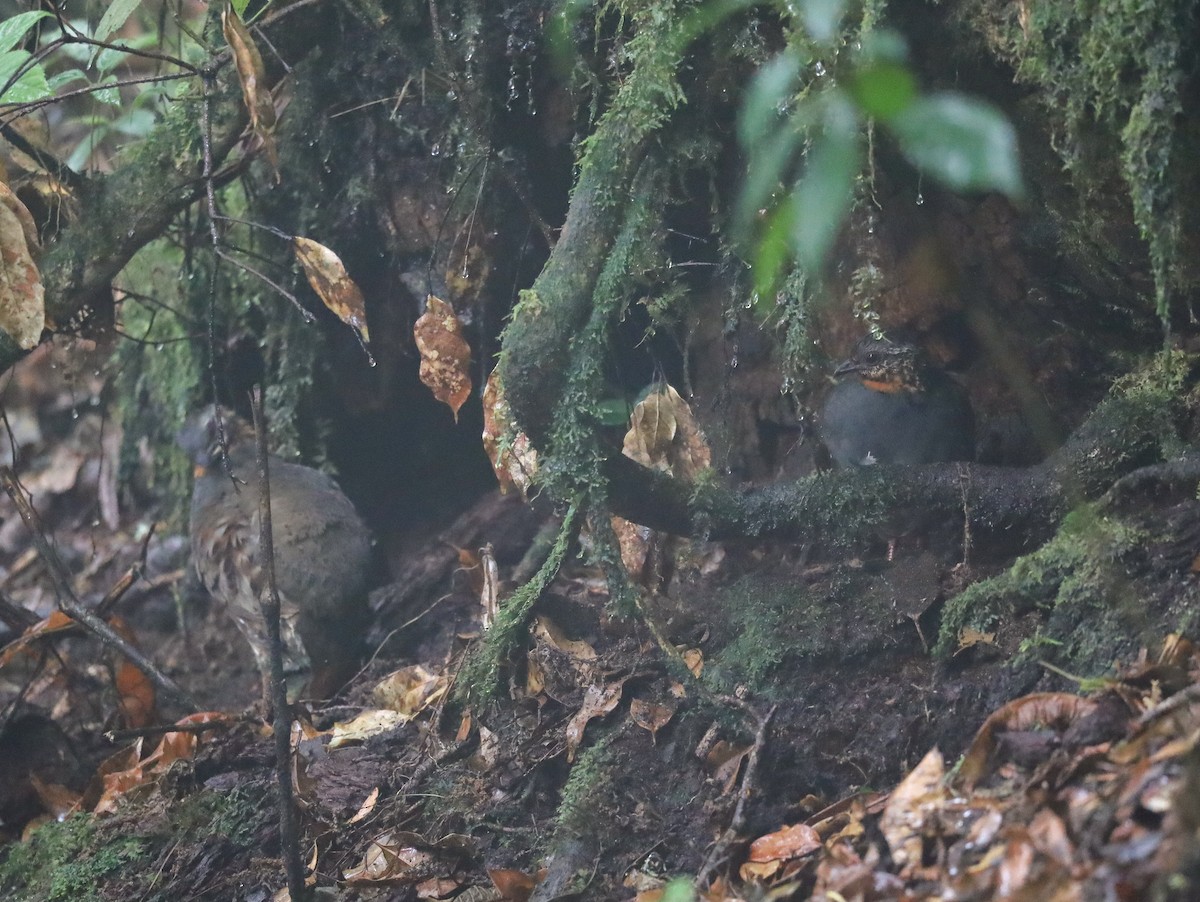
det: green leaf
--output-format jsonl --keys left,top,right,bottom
{"left": 93, "top": 75, "right": 121, "bottom": 107}
{"left": 752, "top": 197, "right": 795, "bottom": 312}
{"left": 851, "top": 61, "right": 916, "bottom": 121}
{"left": 736, "top": 124, "right": 803, "bottom": 237}
{"left": 800, "top": 0, "right": 845, "bottom": 44}
{"left": 661, "top": 878, "right": 696, "bottom": 902}
{"left": 48, "top": 69, "right": 89, "bottom": 91}
{"left": 231, "top": 0, "right": 253, "bottom": 17}
{"left": 739, "top": 51, "right": 801, "bottom": 149}
{"left": 791, "top": 96, "right": 860, "bottom": 272}
{"left": 890, "top": 93, "right": 1023, "bottom": 198}
{"left": 94, "top": 0, "right": 142, "bottom": 44}
{"left": 0, "top": 11, "right": 51, "bottom": 54}
{"left": 0, "top": 50, "right": 51, "bottom": 104}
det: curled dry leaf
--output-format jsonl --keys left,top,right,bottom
{"left": 482, "top": 368, "right": 538, "bottom": 495}
{"left": 329, "top": 709, "right": 409, "bottom": 748}
{"left": 622, "top": 384, "right": 711, "bottom": 479}
{"left": 958, "top": 693, "right": 1098, "bottom": 788}
{"left": 630, "top": 697, "right": 676, "bottom": 740}
{"left": 372, "top": 663, "right": 449, "bottom": 717}
{"left": 0, "top": 181, "right": 44, "bottom": 349}
{"left": 343, "top": 833, "right": 435, "bottom": 884}
{"left": 565, "top": 678, "right": 629, "bottom": 762}
{"left": 879, "top": 747, "right": 947, "bottom": 872}
{"left": 415, "top": 295, "right": 472, "bottom": 421}
{"left": 222, "top": 7, "right": 279, "bottom": 177}
{"left": 293, "top": 236, "right": 371, "bottom": 354}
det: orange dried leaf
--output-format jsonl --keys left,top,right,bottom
{"left": 488, "top": 867, "right": 539, "bottom": 901}
{"left": 0, "top": 182, "right": 44, "bottom": 349}
{"left": 293, "top": 236, "right": 370, "bottom": 347}
{"left": 221, "top": 7, "right": 278, "bottom": 176}
{"left": 959, "top": 693, "right": 1098, "bottom": 787}
{"left": 748, "top": 823, "right": 822, "bottom": 863}
{"left": 629, "top": 697, "right": 675, "bottom": 739}
{"left": 482, "top": 368, "right": 538, "bottom": 495}
{"left": 414, "top": 295, "right": 472, "bottom": 421}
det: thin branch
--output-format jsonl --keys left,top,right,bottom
{"left": 249, "top": 388, "right": 310, "bottom": 902}
{"left": 0, "top": 467, "right": 196, "bottom": 711}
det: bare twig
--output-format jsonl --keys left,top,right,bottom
{"left": 696, "top": 703, "right": 778, "bottom": 887}
{"left": 249, "top": 389, "right": 310, "bottom": 902}
{"left": 0, "top": 467, "right": 196, "bottom": 710}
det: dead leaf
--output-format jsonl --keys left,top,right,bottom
{"left": 533, "top": 616, "right": 597, "bottom": 661}
{"left": 879, "top": 747, "right": 946, "bottom": 872}
{"left": 330, "top": 709, "right": 409, "bottom": 748}
{"left": 482, "top": 368, "right": 538, "bottom": 495}
{"left": 705, "top": 740, "right": 751, "bottom": 794}
{"left": 372, "top": 664, "right": 449, "bottom": 718}
{"left": 222, "top": 7, "right": 279, "bottom": 177}
{"left": 488, "top": 867, "right": 539, "bottom": 902}
{"left": 0, "top": 181, "right": 44, "bottom": 349}
{"left": 622, "top": 384, "right": 711, "bottom": 479}
{"left": 565, "top": 679, "right": 628, "bottom": 762}
{"left": 955, "top": 627, "right": 997, "bottom": 654}
{"left": 959, "top": 693, "right": 1098, "bottom": 787}
{"left": 415, "top": 295, "right": 472, "bottom": 421}
{"left": 746, "top": 823, "right": 822, "bottom": 868}
{"left": 293, "top": 236, "right": 371, "bottom": 352}
{"left": 478, "top": 544, "right": 500, "bottom": 630}
{"left": 349, "top": 786, "right": 380, "bottom": 824}
{"left": 343, "top": 833, "right": 434, "bottom": 884}
{"left": 682, "top": 648, "right": 704, "bottom": 678}
{"left": 630, "top": 697, "right": 675, "bottom": 741}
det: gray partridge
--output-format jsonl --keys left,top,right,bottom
{"left": 820, "top": 336, "right": 975, "bottom": 468}
{"left": 179, "top": 408, "right": 372, "bottom": 700}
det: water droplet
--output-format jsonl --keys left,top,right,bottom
{"left": 915, "top": 191, "right": 924, "bottom": 205}
{"left": 430, "top": 143, "right": 442, "bottom": 157}
{"left": 71, "top": 408, "right": 79, "bottom": 420}
{"left": 814, "top": 61, "right": 826, "bottom": 77}
{"left": 126, "top": 229, "right": 135, "bottom": 238}
{"left": 730, "top": 355, "right": 739, "bottom": 369}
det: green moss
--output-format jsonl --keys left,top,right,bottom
{"left": 936, "top": 503, "right": 1149, "bottom": 669}
{"left": 963, "top": 0, "right": 1198, "bottom": 319}
{"left": 0, "top": 815, "right": 147, "bottom": 902}
{"left": 554, "top": 733, "right": 616, "bottom": 840}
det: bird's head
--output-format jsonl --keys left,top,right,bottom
{"left": 833, "top": 336, "right": 926, "bottom": 393}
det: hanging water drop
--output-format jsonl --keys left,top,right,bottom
{"left": 915, "top": 191, "right": 924, "bottom": 205}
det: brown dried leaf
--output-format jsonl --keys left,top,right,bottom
{"left": 343, "top": 833, "right": 434, "bottom": 884}
{"left": 222, "top": 8, "right": 278, "bottom": 177}
{"left": 415, "top": 295, "right": 472, "bottom": 421}
{"left": 533, "top": 615, "right": 597, "bottom": 661}
{"left": 612, "top": 514, "right": 653, "bottom": 581}
{"left": 488, "top": 867, "right": 539, "bottom": 902}
{"left": 622, "top": 384, "right": 711, "bottom": 479}
{"left": 481, "top": 368, "right": 538, "bottom": 495}
{"left": 746, "top": 823, "right": 822, "bottom": 864}
{"left": 565, "top": 679, "right": 628, "bottom": 762}
{"left": 329, "top": 709, "right": 409, "bottom": 748}
{"left": 879, "top": 747, "right": 946, "bottom": 872}
{"left": 959, "top": 693, "right": 1098, "bottom": 787}
{"left": 349, "top": 786, "right": 380, "bottom": 824}
{"left": 293, "top": 236, "right": 371, "bottom": 350}
{"left": 372, "top": 664, "right": 450, "bottom": 717}
{"left": 629, "top": 697, "right": 675, "bottom": 740}
{"left": 0, "top": 182, "right": 44, "bottom": 349}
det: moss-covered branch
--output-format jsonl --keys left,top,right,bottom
{"left": 0, "top": 8, "right": 330, "bottom": 375}
{"left": 605, "top": 354, "right": 1192, "bottom": 547}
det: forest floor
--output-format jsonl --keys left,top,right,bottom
{"left": 3, "top": 339, "right": 1200, "bottom": 901}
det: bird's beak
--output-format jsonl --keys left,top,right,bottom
{"left": 833, "top": 359, "right": 859, "bottom": 377}
{"left": 193, "top": 464, "right": 207, "bottom": 478}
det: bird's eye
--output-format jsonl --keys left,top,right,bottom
{"left": 863, "top": 352, "right": 879, "bottom": 364}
